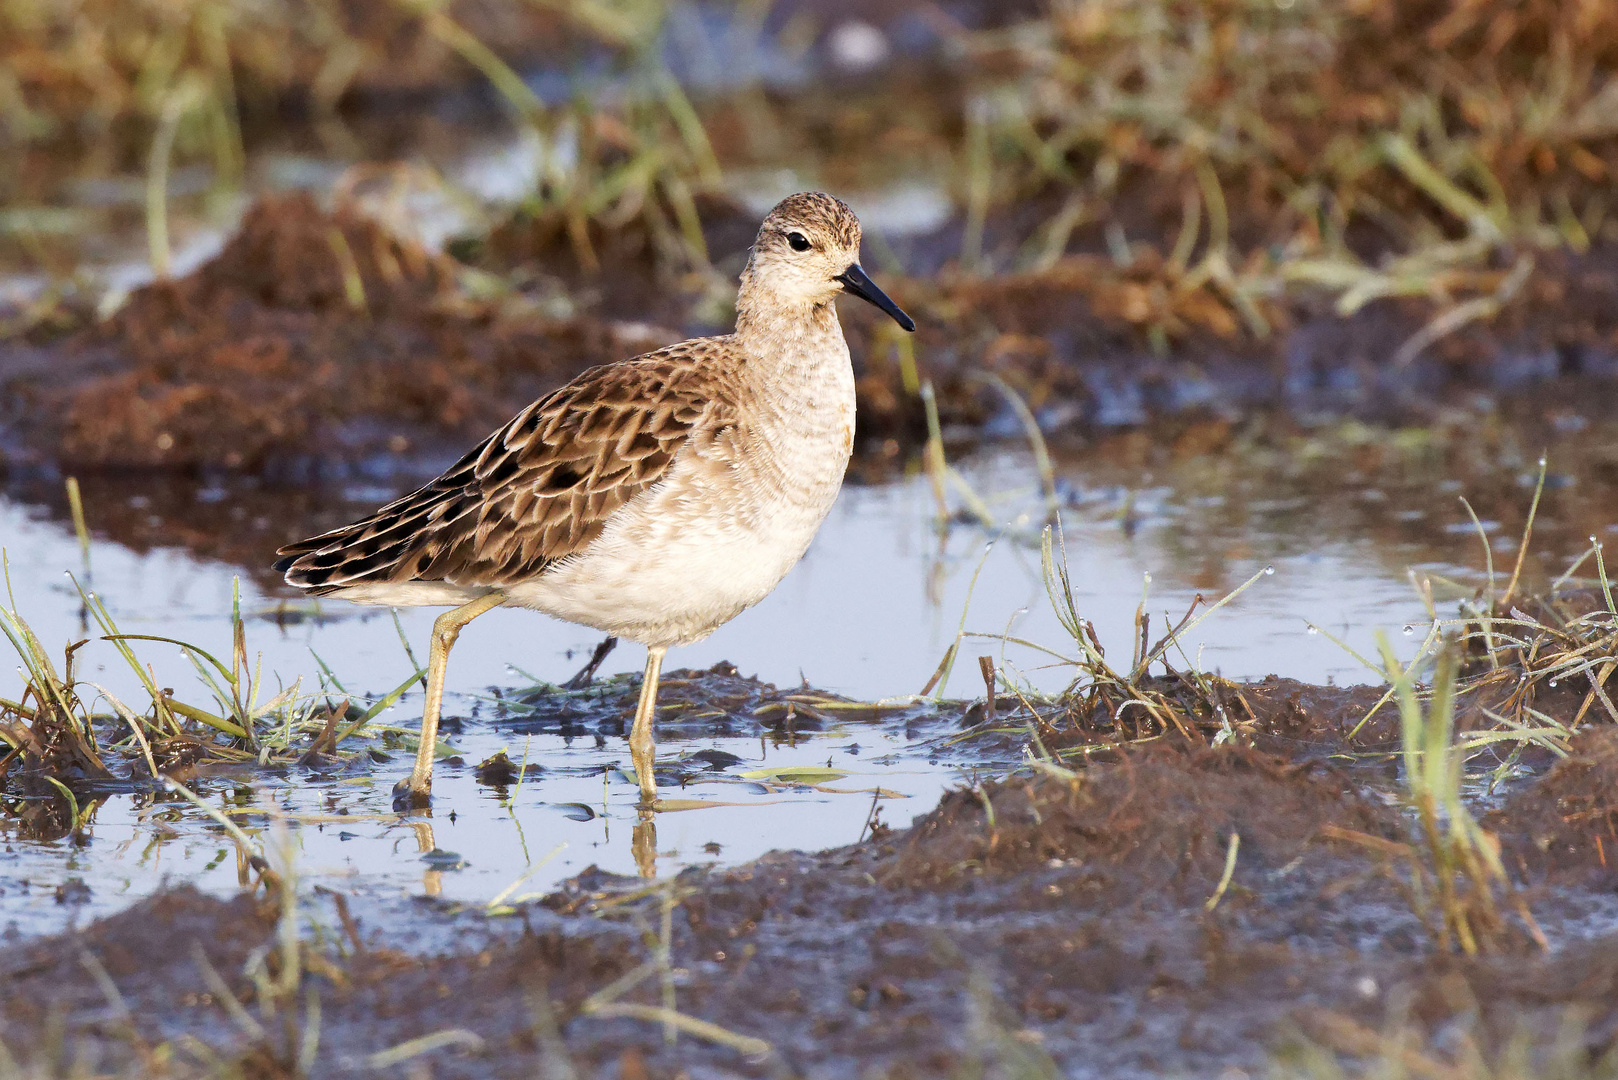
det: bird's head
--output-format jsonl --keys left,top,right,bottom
{"left": 739, "top": 192, "right": 915, "bottom": 332}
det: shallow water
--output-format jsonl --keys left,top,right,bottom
{"left": 4, "top": 452, "right": 1438, "bottom": 703}
{"left": 0, "top": 450, "right": 1456, "bottom": 939}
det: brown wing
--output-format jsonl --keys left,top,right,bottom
{"left": 274, "top": 343, "right": 726, "bottom": 594}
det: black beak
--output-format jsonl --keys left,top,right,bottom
{"left": 835, "top": 264, "right": 916, "bottom": 332}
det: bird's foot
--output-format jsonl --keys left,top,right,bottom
{"left": 392, "top": 778, "right": 432, "bottom": 812}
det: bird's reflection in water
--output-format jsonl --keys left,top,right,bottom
{"left": 404, "top": 806, "right": 658, "bottom": 897}
{"left": 633, "top": 810, "right": 657, "bottom": 879}
{"left": 407, "top": 819, "right": 442, "bottom": 897}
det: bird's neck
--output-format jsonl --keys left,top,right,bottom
{"left": 734, "top": 257, "right": 842, "bottom": 338}
{"left": 730, "top": 279, "right": 856, "bottom": 475}
{"left": 733, "top": 283, "right": 845, "bottom": 370}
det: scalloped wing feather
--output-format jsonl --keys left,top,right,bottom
{"left": 273, "top": 343, "right": 731, "bottom": 594}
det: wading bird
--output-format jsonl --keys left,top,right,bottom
{"left": 275, "top": 192, "right": 915, "bottom": 809}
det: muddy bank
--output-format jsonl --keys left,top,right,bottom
{"left": 7, "top": 0, "right": 1618, "bottom": 476}
{"left": 0, "top": 187, "right": 786, "bottom": 483}
{"left": 1491, "top": 725, "right": 1618, "bottom": 887}
{"left": 6, "top": 183, "right": 1618, "bottom": 613}
{"left": 850, "top": 246, "right": 1618, "bottom": 443}
{"left": 0, "top": 193, "right": 664, "bottom": 478}
{"left": 4, "top": 736, "right": 1618, "bottom": 1076}
{"left": 7, "top": 188, "right": 1618, "bottom": 483}
{"left": 1023, "top": 666, "right": 1586, "bottom": 784}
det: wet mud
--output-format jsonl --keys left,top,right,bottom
{"left": 5, "top": 725, "right": 1618, "bottom": 1077}
{"left": 6, "top": 0, "right": 1618, "bottom": 1072}
{"left": 0, "top": 193, "right": 656, "bottom": 478}
{"left": 1491, "top": 725, "right": 1618, "bottom": 887}
{"left": 866, "top": 247, "right": 1618, "bottom": 440}
{"left": 6, "top": 186, "right": 1618, "bottom": 488}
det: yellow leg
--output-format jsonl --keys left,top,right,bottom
{"left": 394, "top": 591, "right": 506, "bottom": 808}
{"left": 629, "top": 646, "right": 666, "bottom": 805}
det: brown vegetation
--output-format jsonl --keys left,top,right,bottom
{"left": 4, "top": 192, "right": 650, "bottom": 474}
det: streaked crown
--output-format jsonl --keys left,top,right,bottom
{"left": 757, "top": 192, "right": 862, "bottom": 253}
{"left": 737, "top": 192, "right": 866, "bottom": 322}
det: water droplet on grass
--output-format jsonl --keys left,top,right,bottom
{"left": 1263, "top": 565, "right": 1275, "bottom": 575}
{"left": 1403, "top": 625, "right": 1415, "bottom": 636}
{"left": 1306, "top": 626, "right": 1319, "bottom": 636}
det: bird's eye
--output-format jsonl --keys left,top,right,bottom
{"left": 787, "top": 231, "right": 811, "bottom": 252}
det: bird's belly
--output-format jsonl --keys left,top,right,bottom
{"left": 503, "top": 470, "right": 839, "bottom": 648}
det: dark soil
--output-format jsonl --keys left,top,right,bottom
{"left": 1491, "top": 725, "right": 1618, "bottom": 887}
{"left": 9, "top": 186, "right": 1618, "bottom": 487}
{"left": 845, "top": 245, "right": 1618, "bottom": 446}
{"left": 0, "top": 192, "right": 655, "bottom": 479}
{"left": 5, "top": 732, "right": 1618, "bottom": 1077}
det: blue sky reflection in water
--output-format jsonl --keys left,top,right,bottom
{"left": 0, "top": 452, "right": 1440, "bottom": 939}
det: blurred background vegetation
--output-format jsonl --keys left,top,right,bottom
{"left": 2, "top": 0, "right": 1616, "bottom": 416}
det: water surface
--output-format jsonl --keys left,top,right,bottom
{"left": 1, "top": 450, "right": 1450, "bottom": 938}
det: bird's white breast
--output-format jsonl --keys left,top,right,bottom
{"left": 505, "top": 331, "right": 855, "bottom": 647}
